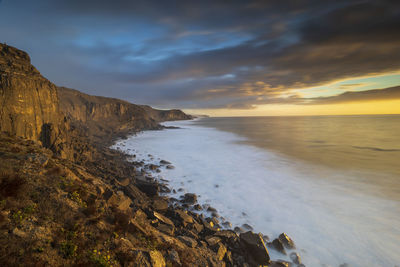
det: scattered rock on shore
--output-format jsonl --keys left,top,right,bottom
{"left": 239, "top": 231, "right": 270, "bottom": 265}
{"left": 182, "top": 193, "right": 197, "bottom": 204}
{"left": 160, "top": 160, "right": 171, "bottom": 165}
{"left": 242, "top": 223, "right": 253, "bottom": 231}
{"left": 279, "top": 232, "right": 296, "bottom": 249}
{"left": 135, "top": 179, "right": 159, "bottom": 197}
{"left": 271, "top": 238, "right": 286, "bottom": 255}
{"left": 290, "top": 252, "right": 301, "bottom": 264}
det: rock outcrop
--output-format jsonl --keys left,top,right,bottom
{"left": 140, "top": 105, "right": 192, "bottom": 122}
{"left": 0, "top": 44, "right": 66, "bottom": 151}
{"left": 58, "top": 87, "right": 192, "bottom": 143}
{"left": 0, "top": 43, "right": 191, "bottom": 154}
{"left": 58, "top": 87, "right": 159, "bottom": 141}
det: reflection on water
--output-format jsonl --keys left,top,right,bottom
{"left": 195, "top": 115, "right": 400, "bottom": 200}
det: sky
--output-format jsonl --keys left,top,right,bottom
{"left": 0, "top": 0, "right": 400, "bottom": 116}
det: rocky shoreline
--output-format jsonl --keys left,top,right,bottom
{"left": 111, "top": 132, "right": 304, "bottom": 267}
{"left": 0, "top": 43, "right": 304, "bottom": 266}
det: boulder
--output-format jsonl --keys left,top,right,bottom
{"left": 160, "top": 160, "right": 171, "bottom": 165}
{"left": 214, "top": 243, "right": 227, "bottom": 261}
{"left": 132, "top": 250, "right": 152, "bottom": 267}
{"left": 136, "top": 179, "right": 159, "bottom": 197}
{"left": 117, "top": 196, "right": 132, "bottom": 212}
{"left": 271, "top": 238, "right": 286, "bottom": 255}
{"left": 207, "top": 217, "right": 220, "bottom": 226}
{"left": 242, "top": 223, "right": 253, "bottom": 231}
{"left": 279, "top": 233, "right": 295, "bottom": 249}
{"left": 148, "top": 164, "right": 159, "bottom": 171}
{"left": 172, "top": 210, "right": 194, "bottom": 226}
{"left": 193, "top": 204, "right": 203, "bottom": 211}
{"left": 222, "top": 221, "right": 232, "bottom": 228}
{"left": 205, "top": 236, "right": 221, "bottom": 246}
{"left": 115, "top": 238, "right": 134, "bottom": 254}
{"left": 239, "top": 231, "right": 270, "bottom": 265}
{"left": 234, "top": 226, "right": 244, "bottom": 234}
{"left": 167, "top": 249, "right": 181, "bottom": 266}
{"left": 182, "top": 193, "right": 197, "bottom": 204}
{"left": 122, "top": 184, "right": 147, "bottom": 203}
{"left": 290, "top": 252, "right": 301, "bottom": 265}
{"left": 116, "top": 177, "right": 131, "bottom": 187}
{"left": 156, "top": 224, "right": 174, "bottom": 235}
{"left": 149, "top": 250, "right": 166, "bottom": 267}
{"left": 103, "top": 190, "right": 132, "bottom": 211}
{"left": 214, "top": 230, "right": 239, "bottom": 245}
{"left": 191, "top": 221, "right": 204, "bottom": 233}
{"left": 207, "top": 206, "right": 217, "bottom": 212}
{"left": 177, "top": 236, "right": 197, "bottom": 248}
{"left": 181, "top": 228, "right": 199, "bottom": 240}
{"left": 159, "top": 185, "right": 171, "bottom": 193}
{"left": 202, "top": 219, "right": 219, "bottom": 235}
{"left": 153, "top": 211, "right": 174, "bottom": 227}
{"left": 152, "top": 198, "right": 169, "bottom": 212}
{"left": 166, "top": 165, "right": 175, "bottom": 169}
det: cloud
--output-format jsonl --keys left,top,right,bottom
{"left": 0, "top": 0, "right": 399, "bottom": 110}
{"left": 339, "top": 83, "right": 367, "bottom": 90}
{"left": 307, "top": 86, "right": 400, "bottom": 104}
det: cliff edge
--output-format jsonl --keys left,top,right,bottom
{"left": 58, "top": 87, "right": 191, "bottom": 143}
{"left": 0, "top": 44, "right": 67, "bottom": 151}
{"left": 0, "top": 43, "right": 191, "bottom": 150}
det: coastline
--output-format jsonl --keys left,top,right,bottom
{"left": 0, "top": 43, "right": 283, "bottom": 266}
{"left": 111, "top": 119, "right": 303, "bottom": 266}
{"left": 118, "top": 118, "right": 400, "bottom": 267}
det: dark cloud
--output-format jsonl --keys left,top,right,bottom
{"left": 307, "top": 86, "right": 400, "bottom": 104}
{"left": 209, "top": 86, "right": 400, "bottom": 109}
{"left": 0, "top": 0, "right": 399, "bottom": 110}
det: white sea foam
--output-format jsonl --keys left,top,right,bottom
{"left": 113, "top": 119, "right": 400, "bottom": 267}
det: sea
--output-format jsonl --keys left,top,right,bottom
{"left": 113, "top": 115, "right": 400, "bottom": 267}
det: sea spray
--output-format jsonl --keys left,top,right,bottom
{"left": 113, "top": 119, "right": 400, "bottom": 266}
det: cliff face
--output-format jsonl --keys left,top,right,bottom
{"left": 58, "top": 87, "right": 159, "bottom": 142}
{"left": 0, "top": 44, "right": 66, "bottom": 150}
{"left": 0, "top": 44, "right": 191, "bottom": 150}
{"left": 58, "top": 87, "right": 191, "bottom": 142}
{"left": 140, "top": 105, "right": 192, "bottom": 122}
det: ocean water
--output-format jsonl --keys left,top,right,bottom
{"left": 113, "top": 116, "right": 400, "bottom": 267}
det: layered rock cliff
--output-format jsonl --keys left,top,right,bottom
{"left": 58, "top": 87, "right": 191, "bottom": 143}
{"left": 0, "top": 44, "right": 66, "bottom": 151}
{"left": 0, "top": 43, "right": 191, "bottom": 150}
{"left": 140, "top": 105, "right": 192, "bottom": 122}
{"left": 58, "top": 87, "right": 159, "bottom": 142}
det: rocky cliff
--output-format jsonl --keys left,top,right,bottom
{"left": 58, "top": 87, "right": 192, "bottom": 144}
{"left": 0, "top": 44, "right": 295, "bottom": 267}
{"left": 58, "top": 87, "right": 191, "bottom": 143}
{"left": 0, "top": 43, "right": 191, "bottom": 150}
{"left": 58, "top": 87, "right": 159, "bottom": 143}
{"left": 140, "top": 105, "right": 192, "bottom": 122}
{"left": 0, "top": 44, "right": 66, "bottom": 151}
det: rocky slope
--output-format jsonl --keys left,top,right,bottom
{"left": 0, "top": 44, "right": 302, "bottom": 267}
